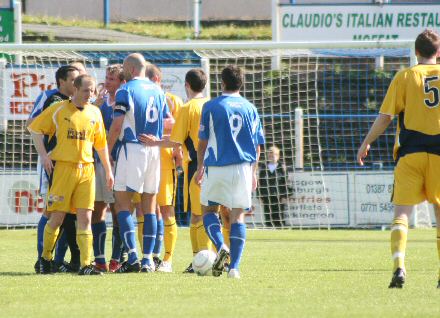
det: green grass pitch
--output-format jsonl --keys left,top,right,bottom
{"left": 0, "top": 228, "right": 438, "bottom": 317}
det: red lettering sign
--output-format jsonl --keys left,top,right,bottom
{"left": 14, "top": 190, "right": 44, "bottom": 214}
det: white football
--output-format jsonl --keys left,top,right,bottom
{"left": 193, "top": 249, "right": 217, "bottom": 276}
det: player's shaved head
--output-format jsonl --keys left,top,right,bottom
{"left": 123, "top": 53, "right": 147, "bottom": 81}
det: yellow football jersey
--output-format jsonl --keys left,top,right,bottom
{"left": 170, "top": 97, "right": 209, "bottom": 163}
{"left": 379, "top": 64, "right": 440, "bottom": 159}
{"left": 161, "top": 92, "right": 184, "bottom": 170}
{"left": 28, "top": 100, "right": 107, "bottom": 163}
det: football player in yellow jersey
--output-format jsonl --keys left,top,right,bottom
{"left": 145, "top": 64, "right": 182, "bottom": 272}
{"left": 28, "top": 74, "right": 114, "bottom": 276}
{"left": 357, "top": 29, "right": 440, "bottom": 289}
{"left": 169, "top": 68, "right": 213, "bottom": 273}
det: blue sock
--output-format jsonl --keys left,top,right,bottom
{"left": 54, "top": 230, "right": 68, "bottom": 265}
{"left": 37, "top": 215, "right": 48, "bottom": 259}
{"left": 92, "top": 221, "right": 107, "bottom": 265}
{"left": 203, "top": 213, "right": 224, "bottom": 252}
{"left": 142, "top": 213, "right": 157, "bottom": 266}
{"left": 111, "top": 226, "right": 122, "bottom": 261}
{"left": 153, "top": 218, "right": 164, "bottom": 256}
{"left": 117, "top": 211, "right": 138, "bottom": 265}
{"left": 230, "top": 223, "right": 246, "bottom": 270}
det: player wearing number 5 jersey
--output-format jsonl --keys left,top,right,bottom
{"left": 357, "top": 29, "right": 440, "bottom": 289}
{"left": 108, "top": 53, "right": 169, "bottom": 273}
{"left": 196, "top": 65, "right": 265, "bottom": 279}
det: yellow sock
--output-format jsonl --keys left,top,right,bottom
{"left": 42, "top": 224, "right": 60, "bottom": 261}
{"left": 390, "top": 217, "right": 408, "bottom": 271}
{"left": 222, "top": 226, "right": 230, "bottom": 248}
{"left": 76, "top": 229, "right": 93, "bottom": 268}
{"left": 137, "top": 216, "right": 144, "bottom": 252}
{"left": 190, "top": 222, "right": 198, "bottom": 255}
{"left": 196, "top": 220, "right": 212, "bottom": 251}
{"left": 437, "top": 228, "right": 440, "bottom": 280}
{"left": 163, "top": 217, "right": 177, "bottom": 262}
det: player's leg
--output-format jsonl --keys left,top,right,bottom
{"left": 153, "top": 205, "right": 164, "bottom": 269}
{"left": 77, "top": 208, "right": 102, "bottom": 275}
{"left": 228, "top": 208, "right": 246, "bottom": 279}
{"left": 132, "top": 194, "right": 143, "bottom": 251}
{"left": 389, "top": 153, "right": 425, "bottom": 288}
{"left": 114, "top": 191, "right": 140, "bottom": 273}
{"left": 140, "top": 192, "right": 157, "bottom": 272}
{"left": 72, "top": 163, "right": 102, "bottom": 275}
{"left": 190, "top": 176, "right": 212, "bottom": 253}
{"left": 41, "top": 211, "right": 66, "bottom": 274}
{"left": 109, "top": 203, "right": 123, "bottom": 272}
{"left": 63, "top": 213, "right": 81, "bottom": 271}
{"left": 92, "top": 201, "right": 108, "bottom": 272}
{"left": 434, "top": 205, "right": 440, "bottom": 289}
{"left": 35, "top": 160, "right": 49, "bottom": 272}
{"left": 219, "top": 206, "right": 231, "bottom": 248}
{"left": 53, "top": 227, "right": 70, "bottom": 272}
{"left": 158, "top": 205, "right": 176, "bottom": 272}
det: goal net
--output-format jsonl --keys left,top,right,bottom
{"left": 0, "top": 42, "right": 434, "bottom": 229}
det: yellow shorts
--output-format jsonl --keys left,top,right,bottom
{"left": 157, "top": 169, "right": 176, "bottom": 207}
{"left": 184, "top": 160, "right": 202, "bottom": 216}
{"left": 132, "top": 192, "right": 141, "bottom": 204}
{"left": 46, "top": 161, "right": 95, "bottom": 213}
{"left": 393, "top": 152, "right": 440, "bottom": 205}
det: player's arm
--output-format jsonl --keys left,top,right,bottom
{"left": 252, "top": 144, "right": 261, "bottom": 191}
{"left": 195, "top": 139, "right": 208, "bottom": 185}
{"left": 96, "top": 146, "right": 114, "bottom": 190}
{"left": 357, "top": 73, "right": 402, "bottom": 166}
{"left": 29, "top": 131, "right": 53, "bottom": 174}
{"left": 107, "top": 115, "right": 123, "bottom": 156}
{"left": 357, "top": 114, "right": 393, "bottom": 166}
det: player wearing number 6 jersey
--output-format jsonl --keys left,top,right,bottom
{"left": 108, "top": 53, "right": 169, "bottom": 273}
{"left": 357, "top": 29, "right": 440, "bottom": 289}
{"left": 195, "top": 65, "right": 265, "bottom": 279}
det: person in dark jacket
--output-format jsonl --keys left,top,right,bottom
{"left": 258, "top": 145, "right": 290, "bottom": 227}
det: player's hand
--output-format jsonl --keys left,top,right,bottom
{"left": 106, "top": 171, "right": 114, "bottom": 191}
{"left": 138, "top": 134, "right": 160, "bottom": 146}
{"left": 94, "top": 88, "right": 107, "bottom": 107}
{"left": 252, "top": 173, "right": 258, "bottom": 191}
{"left": 195, "top": 166, "right": 205, "bottom": 186}
{"left": 42, "top": 154, "right": 54, "bottom": 175}
{"left": 357, "top": 142, "right": 370, "bottom": 166}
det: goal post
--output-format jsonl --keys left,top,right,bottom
{"left": 0, "top": 40, "right": 433, "bottom": 229}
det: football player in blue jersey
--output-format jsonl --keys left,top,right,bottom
{"left": 196, "top": 65, "right": 265, "bottom": 279}
{"left": 108, "top": 53, "right": 170, "bottom": 273}
{"left": 92, "top": 64, "right": 125, "bottom": 272}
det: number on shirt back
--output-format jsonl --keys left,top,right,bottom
{"left": 424, "top": 76, "right": 440, "bottom": 108}
{"left": 229, "top": 114, "right": 243, "bottom": 139}
{"left": 146, "top": 96, "right": 158, "bottom": 123}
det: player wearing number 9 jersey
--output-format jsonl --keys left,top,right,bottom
{"left": 357, "top": 29, "right": 440, "bottom": 289}
{"left": 196, "top": 65, "right": 265, "bottom": 278}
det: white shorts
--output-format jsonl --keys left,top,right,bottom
{"left": 37, "top": 156, "right": 49, "bottom": 196}
{"left": 114, "top": 143, "right": 160, "bottom": 194}
{"left": 95, "top": 160, "right": 115, "bottom": 204}
{"left": 201, "top": 162, "right": 253, "bottom": 210}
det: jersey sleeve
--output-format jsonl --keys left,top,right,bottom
{"left": 114, "top": 88, "right": 130, "bottom": 116}
{"left": 198, "top": 103, "right": 210, "bottom": 140}
{"left": 28, "top": 91, "right": 46, "bottom": 119}
{"left": 93, "top": 111, "right": 107, "bottom": 151}
{"left": 42, "top": 94, "right": 63, "bottom": 111}
{"left": 170, "top": 106, "right": 189, "bottom": 144}
{"left": 161, "top": 93, "right": 170, "bottom": 119}
{"left": 27, "top": 104, "right": 57, "bottom": 136}
{"left": 379, "top": 71, "right": 405, "bottom": 116}
{"left": 254, "top": 112, "right": 265, "bottom": 145}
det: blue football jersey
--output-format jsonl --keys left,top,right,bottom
{"left": 28, "top": 89, "right": 58, "bottom": 119}
{"left": 199, "top": 94, "right": 265, "bottom": 166}
{"left": 96, "top": 97, "right": 120, "bottom": 162}
{"left": 114, "top": 78, "right": 169, "bottom": 144}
